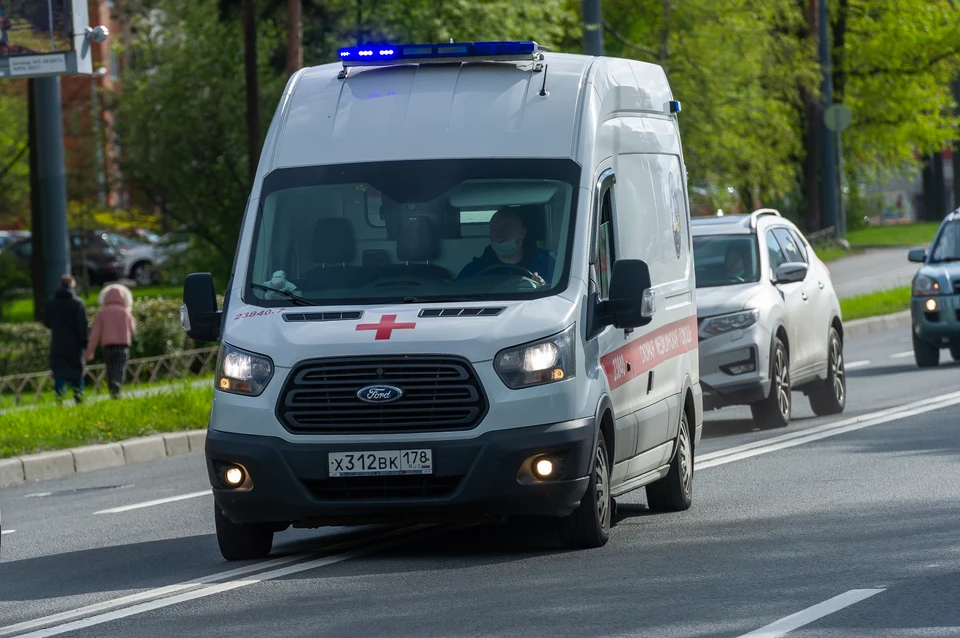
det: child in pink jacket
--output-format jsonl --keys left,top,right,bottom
{"left": 85, "top": 284, "right": 137, "bottom": 398}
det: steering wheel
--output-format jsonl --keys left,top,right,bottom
{"left": 475, "top": 263, "right": 540, "bottom": 281}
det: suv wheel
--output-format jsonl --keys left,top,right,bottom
{"left": 751, "top": 337, "right": 791, "bottom": 429}
{"left": 913, "top": 333, "right": 940, "bottom": 368}
{"left": 950, "top": 343, "right": 960, "bottom": 362}
{"left": 808, "top": 328, "right": 846, "bottom": 416}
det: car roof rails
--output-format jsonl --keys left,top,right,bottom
{"left": 749, "top": 208, "right": 782, "bottom": 229}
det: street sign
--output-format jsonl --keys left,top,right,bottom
{"left": 0, "top": 0, "right": 99, "bottom": 79}
{"left": 824, "top": 103, "right": 852, "bottom": 133}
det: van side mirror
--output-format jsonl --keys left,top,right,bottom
{"left": 601, "top": 259, "right": 655, "bottom": 330}
{"left": 181, "top": 272, "right": 221, "bottom": 342}
{"left": 774, "top": 262, "right": 807, "bottom": 284}
{"left": 908, "top": 248, "right": 927, "bottom": 263}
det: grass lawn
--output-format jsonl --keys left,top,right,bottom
{"left": 841, "top": 286, "right": 911, "bottom": 322}
{"left": 0, "top": 382, "right": 213, "bottom": 459}
{"left": 0, "top": 375, "right": 214, "bottom": 411}
{"left": 846, "top": 222, "right": 941, "bottom": 248}
{"left": 1, "top": 284, "right": 181, "bottom": 324}
{"left": 814, "top": 246, "right": 863, "bottom": 263}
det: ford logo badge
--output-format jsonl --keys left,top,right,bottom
{"left": 357, "top": 385, "right": 403, "bottom": 404}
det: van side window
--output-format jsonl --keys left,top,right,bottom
{"left": 596, "top": 189, "right": 615, "bottom": 299}
{"left": 766, "top": 230, "right": 787, "bottom": 276}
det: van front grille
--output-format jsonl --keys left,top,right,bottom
{"left": 277, "top": 355, "right": 488, "bottom": 434}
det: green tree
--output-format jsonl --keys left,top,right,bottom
{"left": 0, "top": 81, "right": 30, "bottom": 227}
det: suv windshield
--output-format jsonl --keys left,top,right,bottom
{"left": 693, "top": 234, "right": 761, "bottom": 288}
{"left": 246, "top": 159, "right": 580, "bottom": 306}
{"left": 930, "top": 220, "right": 960, "bottom": 262}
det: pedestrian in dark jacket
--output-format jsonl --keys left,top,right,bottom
{"left": 44, "top": 274, "right": 88, "bottom": 405}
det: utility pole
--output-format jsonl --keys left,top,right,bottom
{"left": 28, "top": 80, "right": 46, "bottom": 323}
{"left": 582, "top": 0, "right": 604, "bottom": 56}
{"left": 953, "top": 77, "right": 960, "bottom": 212}
{"left": 286, "top": 0, "right": 302, "bottom": 78}
{"left": 242, "top": 0, "right": 261, "bottom": 182}
{"left": 33, "top": 77, "right": 71, "bottom": 302}
{"left": 818, "top": 0, "right": 839, "bottom": 232}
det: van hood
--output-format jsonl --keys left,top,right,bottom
{"left": 222, "top": 294, "right": 580, "bottom": 368}
{"left": 695, "top": 283, "right": 762, "bottom": 318}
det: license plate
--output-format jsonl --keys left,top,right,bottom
{"left": 328, "top": 450, "right": 433, "bottom": 477}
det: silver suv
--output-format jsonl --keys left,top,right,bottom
{"left": 692, "top": 209, "right": 846, "bottom": 428}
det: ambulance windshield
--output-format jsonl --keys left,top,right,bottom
{"left": 246, "top": 159, "right": 579, "bottom": 306}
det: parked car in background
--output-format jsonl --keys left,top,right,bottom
{"left": 6, "top": 230, "right": 126, "bottom": 285}
{"left": 692, "top": 209, "right": 846, "bottom": 429}
{"left": 907, "top": 208, "right": 960, "bottom": 367}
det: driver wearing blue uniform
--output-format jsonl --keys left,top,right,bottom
{"left": 456, "top": 207, "right": 556, "bottom": 282}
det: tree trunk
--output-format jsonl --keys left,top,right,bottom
{"left": 286, "top": 0, "right": 302, "bottom": 78}
{"left": 28, "top": 79, "right": 46, "bottom": 323}
{"left": 801, "top": 0, "right": 822, "bottom": 233}
{"left": 242, "top": 0, "right": 261, "bottom": 183}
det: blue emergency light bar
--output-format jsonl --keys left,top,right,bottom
{"left": 338, "top": 41, "right": 542, "bottom": 67}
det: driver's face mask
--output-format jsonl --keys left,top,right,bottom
{"left": 491, "top": 237, "right": 520, "bottom": 257}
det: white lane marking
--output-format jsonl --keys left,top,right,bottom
{"left": 0, "top": 529, "right": 14, "bottom": 536}
{"left": 891, "top": 351, "right": 914, "bottom": 359}
{"left": 699, "top": 391, "right": 960, "bottom": 470}
{"left": 24, "top": 492, "right": 52, "bottom": 499}
{"left": 15, "top": 524, "right": 447, "bottom": 638}
{"left": 93, "top": 490, "right": 211, "bottom": 515}
{"left": 844, "top": 360, "right": 870, "bottom": 370}
{"left": 737, "top": 588, "right": 885, "bottom": 637}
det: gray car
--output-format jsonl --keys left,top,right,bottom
{"left": 692, "top": 209, "right": 846, "bottom": 428}
{"left": 907, "top": 208, "right": 960, "bottom": 366}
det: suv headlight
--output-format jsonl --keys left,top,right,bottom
{"left": 216, "top": 343, "right": 274, "bottom": 396}
{"left": 699, "top": 309, "right": 760, "bottom": 339}
{"left": 495, "top": 324, "right": 576, "bottom": 389}
{"left": 912, "top": 274, "right": 940, "bottom": 297}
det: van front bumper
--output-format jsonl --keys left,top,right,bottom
{"left": 205, "top": 419, "right": 595, "bottom": 527}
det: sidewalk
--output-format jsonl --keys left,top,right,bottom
{"left": 828, "top": 248, "right": 919, "bottom": 299}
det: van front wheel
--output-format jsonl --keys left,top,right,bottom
{"left": 215, "top": 503, "right": 274, "bottom": 561}
{"left": 558, "top": 432, "right": 611, "bottom": 549}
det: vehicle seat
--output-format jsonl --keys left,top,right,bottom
{"left": 393, "top": 216, "right": 450, "bottom": 281}
{"left": 302, "top": 218, "right": 362, "bottom": 290}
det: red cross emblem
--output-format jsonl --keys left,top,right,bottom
{"left": 356, "top": 314, "right": 416, "bottom": 340}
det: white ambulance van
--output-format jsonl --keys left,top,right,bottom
{"left": 181, "top": 40, "right": 702, "bottom": 560}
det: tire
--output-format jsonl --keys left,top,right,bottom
{"left": 558, "top": 431, "right": 611, "bottom": 549}
{"left": 215, "top": 503, "right": 274, "bottom": 561}
{"left": 646, "top": 407, "right": 694, "bottom": 512}
{"left": 913, "top": 333, "right": 940, "bottom": 368}
{"left": 949, "top": 344, "right": 960, "bottom": 363}
{"left": 808, "top": 328, "right": 846, "bottom": 416}
{"left": 750, "top": 337, "right": 791, "bottom": 429}
{"left": 131, "top": 261, "right": 152, "bottom": 286}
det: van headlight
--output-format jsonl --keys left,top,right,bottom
{"left": 912, "top": 274, "right": 940, "bottom": 297}
{"left": 699, "top": 309, "right": 759, "bottom": 339}
{"left": 216, "top": 343, "right": 274, "bottom": 396}
{"left": 495, "top": 325, "right": 576, "bottom": 389}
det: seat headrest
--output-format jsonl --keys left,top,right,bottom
{"left": 396, "top": 216, "right": 440, "bottom": 263}
{"left": 507, "top": 205, "right": 546, "bottom": 243}
{"left": 313, "top": 218, "right": 356, "bottom": 264}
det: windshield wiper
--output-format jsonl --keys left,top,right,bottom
{"left": 400, "top": 295, "right": 486, "bottom": 303}
{"left": 250, "top": 283, "right": 317, "bottom": 306}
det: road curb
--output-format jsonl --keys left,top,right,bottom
{"left": 0, "top": 429, "right": 207, "bottom": 488}
{"left": 843, "top": 310, "right": 911, "bottom": 340}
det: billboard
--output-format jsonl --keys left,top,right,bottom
{"left": 0, "top": 0, "right": 95, "bottom": 78}
{"left": 0, "top": 0, "right": 73, "bottom": 57}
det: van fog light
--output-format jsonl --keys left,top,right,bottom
{"left": 534, "top": 459, "right": 555, "bottom": 478}
{"left": 224, "top": 466, "right": 245, "bottom": 486}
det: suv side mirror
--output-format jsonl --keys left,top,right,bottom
{"left": 181, "top": 272, "right": 221, "bottom": 342}
{"left": 908, "top": 247, "right": 927, "bottom": 263}
{"left": 774, "top": 262, "right": 807, "bottom": 284}
{"left": 601, "top": 259, "right": 655, "bottom": 330}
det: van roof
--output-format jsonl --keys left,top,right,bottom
{"left": 266, "top": 52, "right": 676, "bottom": 170}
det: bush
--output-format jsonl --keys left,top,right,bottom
{"left": 0, "top": 295, "right": 220, "bottom": 376}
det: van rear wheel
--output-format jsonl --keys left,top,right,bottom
{"left": 646, "top": 408, "right": 693, "bottom": 512}
{"left": 558, "top": 432, "right": 610, "bottom": 549}
{"left": 215, "top": 503, "right": 274, "bottom": 561}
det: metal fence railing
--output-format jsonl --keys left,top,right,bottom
{"left": 0, "top": 347, "right": 219, "bottom": 408}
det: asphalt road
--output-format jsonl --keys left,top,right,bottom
{"left": 827, "top": 248, "right": 920, "bottom": 299}
{"left": 1, "top": 324, "right": 959, "bottom": 637}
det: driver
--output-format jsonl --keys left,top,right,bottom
{"left": 456, "top": 207, "right": 556, "bottom": 282}
{"left": 725, "top": 246, "right": 747, "bottom": 281}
